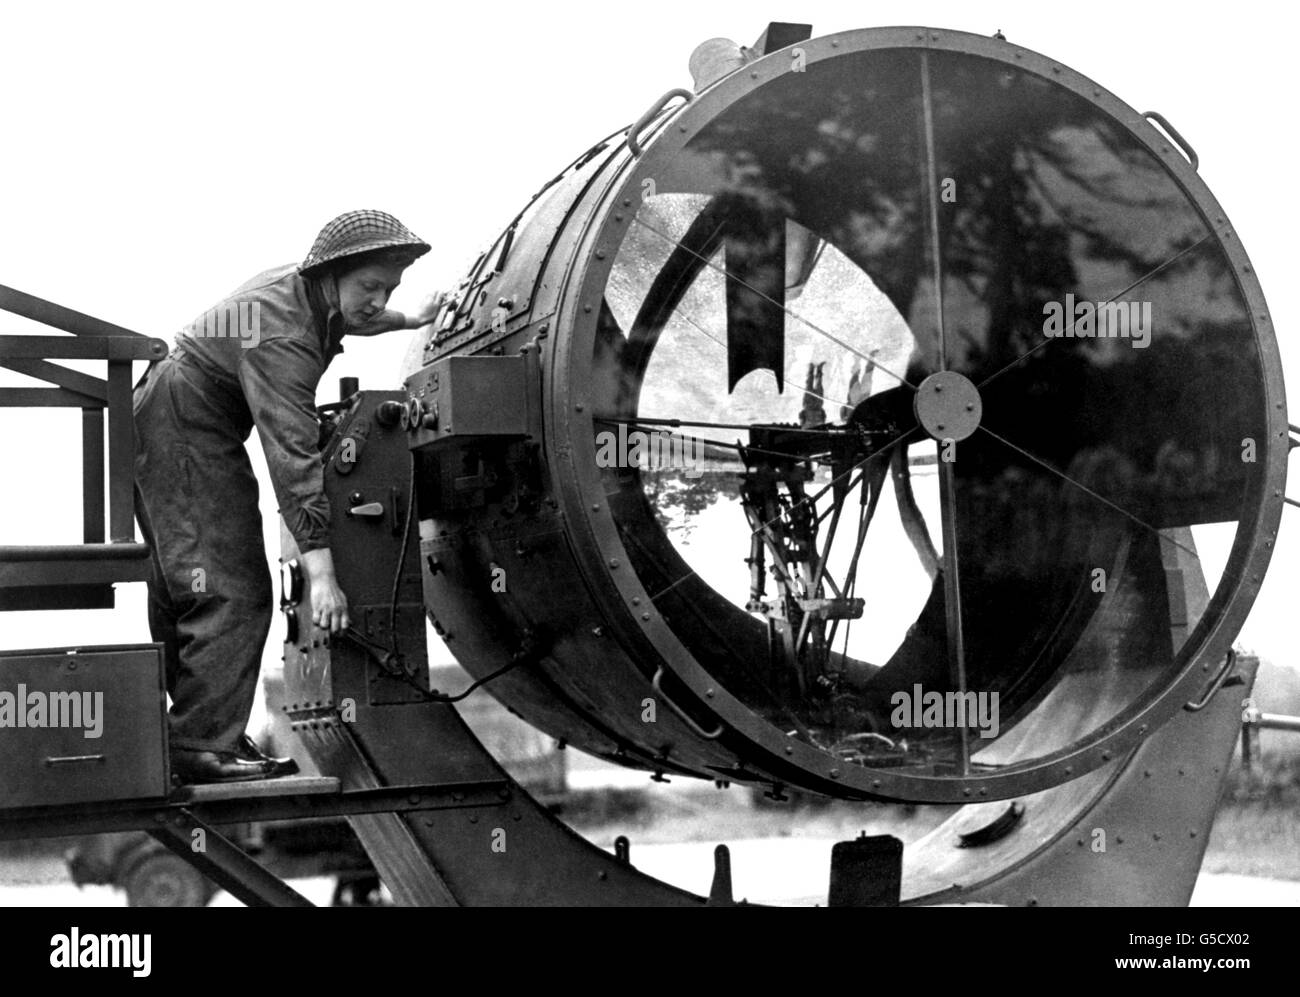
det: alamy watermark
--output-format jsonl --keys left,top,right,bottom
{"left": 0, "top": 685, "right": 103, "bottom": 738}
{"left": 1043, "top": 294, "right": 1151, "bottom": 349}
{"left": 890, "top": 683, "right": 999, "bottom": 740}
{"left": 50, "top": 928, "right": 151, "bottom": 976}
{"left": 595, "top": 424, "right": 704, "bottom": 479}
{"left": 182, "top": 300, "right": 261, "bottom": 348}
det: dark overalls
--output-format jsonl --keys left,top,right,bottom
{"left": 133, "top": 264, "right": 344, "bottom": 752}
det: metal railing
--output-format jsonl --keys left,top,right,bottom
{"left": 0, "top": 283, "right": 168, "bottom": 608}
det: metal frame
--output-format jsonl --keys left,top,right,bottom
{"left": 0, "top": 777, "right": 511, "bottom": 908}
{"left": 0, "top": 283, "right": 167, "bottom": 608}
{"left": 553, "top": 25, "right": 1287, "bottom": 803}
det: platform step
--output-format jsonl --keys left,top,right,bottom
{"left": 169, "top": 775, "right": 341, "bottom": 804}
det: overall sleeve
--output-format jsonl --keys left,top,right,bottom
{"left": 237, "top": 337, "right": 332, "bottom": 553}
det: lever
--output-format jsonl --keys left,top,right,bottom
{"left": 348, "top": 502, "right": 384, "bottom": 519}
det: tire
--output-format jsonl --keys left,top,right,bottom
{"left": 123, "top": 850, "right": 217, "bottom": 907}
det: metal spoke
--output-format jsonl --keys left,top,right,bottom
{"left": 667, "top": 297, "right": 857, "bottom": 413}
{"left": 631, "top": 214, "right": 919, "bottom": 391}
{"left": 921, "top": 51, "right": 949, "bottom": 374}
{"left": 921, "top": 51, "right": 971, "bottom": 775}
{"left": 976, "top": 423, "right": 1199, "bottom": 560}
{"left": 936, "top": 450, "right": 971, "bottom": 773}
{"left": 976, "top": 231, "right": 1214, "bottom": 392}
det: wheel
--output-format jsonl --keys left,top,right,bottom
{"left": 122, "top": 849, "right": 217, "bottom": 907}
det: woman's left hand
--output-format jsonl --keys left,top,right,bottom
{"left": 406, "top": 290, "right": 448, "bottom": 329}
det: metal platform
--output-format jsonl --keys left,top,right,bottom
{"left": 0, "top": 775, "right": 512, "bottom": 907}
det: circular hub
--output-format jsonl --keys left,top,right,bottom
{"left": 914, "top": 370, "right": 982, "bottom": 441}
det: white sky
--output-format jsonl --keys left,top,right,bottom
{"left": 1, "top": 1, "right": 1297, "bottom": 686}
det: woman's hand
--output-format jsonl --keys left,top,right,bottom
{"left": 300, "top": 548, "right": 351, "bottom": 633}
{"left": 405, "top": 290, "right": 448, "bottom": 329}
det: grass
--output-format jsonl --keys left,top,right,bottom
{"left": 1201, "top": 748, "right": 1300, "bottom": 880}
{"left": 561, "top": 752, "right": 1300, "bottom": 884}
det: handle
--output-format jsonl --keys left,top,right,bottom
{"left": 1143, "top": 111, "right": 1199, "bottom": 171}
{"left": 45, "top": 754, "right": 105, "bottom": 766}
{"left": 627, "top": 88, "right": 695, "bottom": 156}
{"left": 1185, "top": 648, "right": 1237, "bottom": 712}
{"left": 652, "top": 665, "right": 724, "bottom": 739}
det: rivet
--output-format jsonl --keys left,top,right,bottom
{"left": 609, "top": 559, "right": 619, "bottom": 568}
{"left": 592, "top": 503, "right": 600, "bottom": 511}
{"left": 575, "top": 403, "right": 584, "bottom": 412}
{"left": 829, "top": 769, "right": 840, "bottom": 779}
{"left": 641, "top": 613, "right": 651, "bottom": 621}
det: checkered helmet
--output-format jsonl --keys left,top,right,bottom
{"left": 299, "top": 210, "right": 430, "bottom": 278}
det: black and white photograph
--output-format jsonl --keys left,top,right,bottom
{"left": 0, "top": 0, "right": 1295, "bottom": 948}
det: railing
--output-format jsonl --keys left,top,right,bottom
{"left": 0, "top": 283, "right": 168, "bottom": 610}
